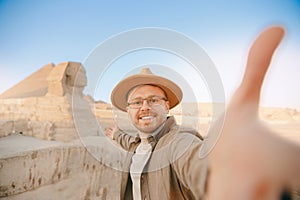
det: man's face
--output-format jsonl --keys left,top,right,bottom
{"left": 126, "top": 85, "right": 170, "bottom": 133}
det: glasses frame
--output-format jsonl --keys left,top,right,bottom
{"left": 127, "top": 95, "right": 167, "bottom": 109}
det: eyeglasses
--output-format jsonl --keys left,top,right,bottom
{"left": 127, "top": 95, "right": 167, "bottom": 109}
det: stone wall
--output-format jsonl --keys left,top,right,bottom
{"left": 0, "top": 135, "right": 125, "bottom": 199}
{"left": 0, "top": 95, "right": 95, "bottom": 142}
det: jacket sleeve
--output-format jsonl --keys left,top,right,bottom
{"left": 171, "top": 133, "right": 209, "bottom": 199}
{"left": 113, "top": 129, "right": 139, "bottom": 151}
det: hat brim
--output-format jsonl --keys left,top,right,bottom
{"left": 111, "top": 74, "right": 182, "bottom": 112}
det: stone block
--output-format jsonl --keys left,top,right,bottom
{"left": 20, "top": 98, "right": 38, "bottom": 106}
{"left": 0, "top": 121, "right": 13, "bottom": 138}
{"left": 51, "top": 128, "right": 78, "bottom": 142}
{"left": 53, "top": 121, "right": 75, "bottom": 129}
{"left": 14, "top": 120, "right": 28, "bottom": 134}
{"left": 27, "top": 121, "right": 54, "bottom": 140}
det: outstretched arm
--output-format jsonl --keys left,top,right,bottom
{"left": 105, "top": 124, "right": 139, "bottom": 151}
{"left": 206, "top": 26, "right": 300, "bottom": 199}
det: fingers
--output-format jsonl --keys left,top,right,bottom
{"left": 104, "top": 127, "right": 113, "bottom": 139}
{"left": 104, "top": 124, "right": 119, "bottom": 139}
{"left": 235, "top": 26, "right": 285, "bottom": 110}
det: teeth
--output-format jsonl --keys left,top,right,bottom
{"left": 141, "top": 116, "right": 153, "bottom": 120}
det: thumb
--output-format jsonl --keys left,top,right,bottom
{"left": 236, "top": 26, "right": 285, "bottom": 110}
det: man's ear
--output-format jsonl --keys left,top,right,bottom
{"left": 165, "top": 101, "right": 170, "bottom": 112}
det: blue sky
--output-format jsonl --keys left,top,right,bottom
{"left": 0, "top": 0, "right": 300, "bottom": 109}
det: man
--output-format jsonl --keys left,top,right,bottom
{"left": 106, "top": 68, "right": 207, "bottom": 199}
{"left": 106, "top": 26, "right": 300, "bottom": 199}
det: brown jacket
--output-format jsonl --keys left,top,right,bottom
{"left": 114, "top": 116, "right": 208, "bottom": 200}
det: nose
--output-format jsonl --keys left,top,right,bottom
{"left": 140, "top": 99, "right": 151, "bottom": 111}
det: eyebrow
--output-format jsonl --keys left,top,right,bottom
{"left": 126, "top": 84, "right": 167, "bottom": 101}
{"left": 128, "top": 95, "right": 166, "bottom": 102}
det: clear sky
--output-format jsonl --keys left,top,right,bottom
{"left": 1, "top": 0, "right": 300, "bottom": 109}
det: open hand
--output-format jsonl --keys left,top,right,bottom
{"left": 206, "top": 26, "right": 300, "bottom": 199}
{"left": 104, "top": 124, "right": 119, "bottom": 140}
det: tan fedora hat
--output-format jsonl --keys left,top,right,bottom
{"left": 111, "top": 68, "right": 183, "bottom": 112}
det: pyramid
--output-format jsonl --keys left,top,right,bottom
{"left": 0, "top": 63, "right": 55, "bottom": 99}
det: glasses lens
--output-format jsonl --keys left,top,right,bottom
{"left": 149, "top": 96, "right": 160, "bottom": 105}
{"left": 130, "top": 99, "right": 143, "bottom": 108}
{"left": 128, "top": 96, "right": 166, "bottom": 108}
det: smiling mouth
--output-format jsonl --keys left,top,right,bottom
{"left": 140, "top": 116, "right": 154, "bottom": 120}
